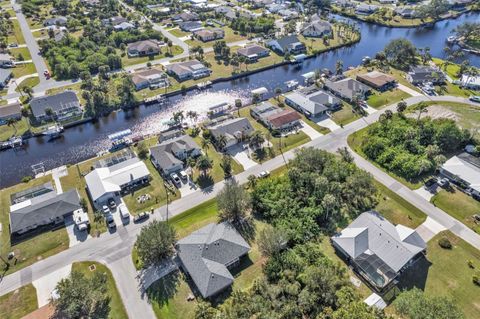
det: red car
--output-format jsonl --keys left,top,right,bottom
{"left": 43, "top": 70, "right": 51, "bottom": 79}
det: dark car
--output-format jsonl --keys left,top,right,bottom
{"left": 108, "top": 198, "right": 117, "bottom": 209}
{"left": 133, "top": 212, "right": 150, "bottom": 223}
{"left": 106, "top": 215, "right": 116, "bottom": 229}
{"left": 424, "top": 177, "right": 437, "bottom": 189}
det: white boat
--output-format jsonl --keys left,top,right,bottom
{"left": 285, "top": 80, "right": 299, "bottom": 91}
{"left": 197, "top": 81, "right": 212, "bottom": 89}
{"left": 43, "top": 124, "right": 64, "bottom": 139}
{"left": 447, "top": 36, "right": 457, "bottom": 43}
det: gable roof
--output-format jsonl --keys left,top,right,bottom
{"left": 237, "top": 44, "right": 269, "bottom": 57}
{"left": 30, "top": 91, "right": 80, "bottom": 118}
{"left": 441, "top": 152, "right": 480, "bottom": 192}
{"left": 325, "top": 78, "right": 371, "bottom": 99}
{"left": 150, "top": 135, "right": 200, "bottom": 170}
{"left": 275, "top": 35, "right": 302, "bottom": 50}
{"left": 302, "top": 19, "right": 332, "bottom": 35}
{"left": 209, "top": 117, "right": 254, "bottom": 142}
{"left": 285, "top": 89, "right": 341, "bottom": 115}
{"left": 176, "top": 222, "right": 251, "bottom": 298}
{"left": 408, "top": 66, "right": 445, "bottom": 82}
{"left": 0, "top": 102, "right": 21, "bottom": 118}
{"left": 9, "top": 189, "right": 81, "bottom": 233}
{"left": 267, "top": 109, "right": 301, "bottom": 128}
{"left": 166, "top": 60, "right": 208, "bottom": 76}
{"left": 332, "top": 211, "right": 426, "bottom": 275}
{"left": 127, "top": 40, "right": 159, "bottom": 52}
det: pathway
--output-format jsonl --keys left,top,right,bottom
{"left": 397, "top": 83, "right": 423, "bottom": 97}
{"left": 300, "top": 120, "right": 322, "bottom": 139}
{"left": 7, "top": 73, "right": 38, "bottom": 94}
{"left": 32, "top": 264, "right": 71, "bottom": 307}
{"left": 416, "top": 217, "right": 447, "bottom": 242}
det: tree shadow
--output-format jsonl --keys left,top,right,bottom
{"left": 253, "top": 148, "right": 268, "bottom": 163}
{"left": 145, "top": 271, "right": 181, "bottom": 308}
{"left": 235, "top": 217, "right": 257, "bottom": 243}
{"left": 196, "top": 174, "right": 214, "bottom": 190}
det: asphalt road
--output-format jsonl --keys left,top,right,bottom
{"left": 1, "top": 95, "right": 479, "bottom": 318}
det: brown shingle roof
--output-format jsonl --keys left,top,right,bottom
{"left": 267, "top": 109, "right": 301, "bottom": 128}
{"left": 357, "top": 71, "right": 396, "bottom": 89}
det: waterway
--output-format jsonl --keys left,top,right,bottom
{"left": 1, "top": 12, "right": 479, "bottom": 188}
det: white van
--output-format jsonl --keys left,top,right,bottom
{"left": 119, "top": 205, "right": 130, "bottom": 219}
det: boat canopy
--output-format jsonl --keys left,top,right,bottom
{"left": 108, "top": 129, "right": 132, "bottom": 141}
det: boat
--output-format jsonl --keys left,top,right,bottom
{"left": 108, "top": 129, "right": 133, "bottom": 152}
{"left": 285, "top": 80, "right": 299, "bottom": 91}
{"left": 197, "top": 81, "right": 212, "bottom": 89}
{"left": 0, "top": 136, "right": 23, "bottom": 151}
{"left": 144, "top": 94, "right": 166, "bottom": 105}
{"left": 446, "top": 36, "right": 457, "bottom": 43}
{"left": 42, "top": 124, "right": 64, "bottom": 139}
{"left": 362, "top": 56, "right": 371, "bottom": 64}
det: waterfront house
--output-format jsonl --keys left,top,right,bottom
{"left": 29, "top": 91, "right": 82, "bottom": 121}
{"left": 394, "top": 7, "right": 417, "bottom": 18}
{"left": 85, "top": 152, "right": 150, "bottom": 207}
{"left": 324, "top": 78, "right": 371, "bottom": 101}
{"left": 440, "top": 152, "right": 480, "bottom": 197}
{"left": 131, "top": 68, "right": 169, "bottom": 91}
{"left": 355, "top": 4, "right": 378, "bottom": 15}
{"left": 150, "top": 135, "right": 201, "bottom": 175}
{"left": 459, "top": 74, "right": 480, "bottom": 90}
{"left": 267, "top": 35, "right": 306, "bottom": 55}
{"left": 236, "top": 44, "right": 270, "bottom": 62}
{"left": 301, "top": 19, "right": 332, "bottom": 38}
{"left": 9, "top": 186, "right": 82, "bottom": 235}
{"left": 284, "top": 87, "right": 342, "bottom": 118}
{"left": 406, "top": 66, "right": 445, "bottom": 85}
{"left": 208, "top": 117, "right": 254, "bottom": 149}
{"left": 159, "top": 128, "right": 184, "bottom": 142}
{"left": 332, "top": 211, "right": 426, "bottom": 292}
{"left": 176, "top": 222, "right": 251, "bottom": 298}
{"left": 356, "top": 71, "right": 397, "bottom": 91}
{"left": 266, "top": 3, "right": 286, "bottom": 13}
{"left": 251, "top": 101, "right": 301, "bottom": 131}
{"left": 127, "top": 40, "right": 161, "bottom": 57}
{"left": 43, "top": 16, "right": 68, "bottom": 26}
{"left": 166, "top": 60, "right": 211, "bottom": 81}
{"left": 0, "top": 102, "right": 22, "bottom": 124}
{"left": 193, "top": 28, "right": 225, "bottom": 42}
{"left": 179, "top": 21, "right": 203, "bottom": 32}
{"left": 0, "top": 69, "right": 12, "bottom": 89}
{"left": 334, "top": 0, "right": 354, "bottom": 8}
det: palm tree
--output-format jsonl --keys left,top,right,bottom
{"left": 274, "top": 87, "right": 282, "bottom": 101}
{"left": 417, "top": 102, "right": 428, "bottom": 121}
{"left": 248, "top": 130, "right": 265, "bottom": 149}
{"left": 196, "top": 155, "right": 213, "bottom": 176}
{"left": 216, "top": 134, "right": 227, "bottom": 152}
{"left": 201, "top": 137, "right": 211, "bottom": 155}
{"left": 186, "top": 110, "right": 198, "bottom": 123}
{"left": 172, "top": 111, "right": 184, "bottom": 124}
{"left": 247, "top": 175, "right": 257, "bottom": 189}
{"left": 6, "top": 117, "right": 18, "bottom": 136}
{"left": 335, "top": 59, "right": 343, "bottom": 75}
{"left": 322, "top": 194, "right": 336, "bottom": 221}
{"left": 234, "top": 99, "right": 242, "bottom": 116}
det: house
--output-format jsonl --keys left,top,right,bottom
{"left": 158, "top": 128, "right": 183, "bottom": 142}
{"left": 193, "top": 28, "right": 225, "bottom": 42}
{"left": 150, "top": 135, "right": 201, "bottom": 175}
{"left": 53, "top": 30, "right": 67, "bottom": 42}
{"left": 127, "top": 40, "right": 161, "bottom": 57}
{"left": 215, "top": 6, "right": 237, "bottom": 20}
{"left": 251, "top": 102, "right": 301, "bottom": 131}
{"left": 324, "top": 78, "right": 371, "bottom": 101}
{"left": 379, "top": 0, "right": 396, "bottom": 3}
{"left": 284, "top": 87, "right": 342, "bottom": 118}
{"left": 114, "top": 22, "right": 136, "bottom": 31}
{"left": 0, "top": 53, "right": 14, "bottom": 68}
{"left": 29, "top": 91, "right": 82, "bottom": 121}
{"left": 208, "top": 117, "right": 254, "bottom": 149}
{"left": 9, "top": 187, "right": 82, "bottom": 235}
{"left": 332, "top": 211, "right": 426, "bottom": 292}
{"left": 0, "top": 69, "right": 12, "bottom": 89}
{"left": 166, "top": 60, "right": 211, "bottom": 81}
{"left": 81, "top": 0, "right": 101, "bottom": 7}
{"left": 395, "top": 7, "right": 417, "bottom": 18}
{"left": 85, "top": 152, "right": 150, "bottom": 207}
{"left": 267, "top": 35, "right": 306, "bottom": 55}
{"left": 173, "top": 11, "right": 200, "bottom": 23}
{"left": 237, "top": 44, "right": 270, "bottom": 62}
{"left": 449, "top": 0, "right": 474, "bottom": 10}
{"left": 43, "top": 16, "right": 68, "bottom": 26}
{"left": 356, "top": 71, "right": 397, "bottom": 91}
{"left": 459, "top": 74, "right": 480, "bottom": 90}
{"left": 0, "top": 102, "right": 22, "bottom": 123}
{"left": 355, "top": 4, "right": 378, "bottom": 15}
{"left": 176, "top": 222, "right": 251, "bottom": 298}
{"left": 302, "top": 19, "right": 332, "bottom": 38}
{"left": 266, "top": 3, "right": 286, "bottom": 13}
{"left": 406, "top": 66, "right": 445, "bottom": 85}
{"left": 440, "top": 152, "right": 480, "bottom": 196}
{"left": 102, "top": 16, "right": 128, "bottom": 26}
{"left": 179, "top": 20, "right": 203, "bottom": 32}
{"left": 334, "top": 0, "right": 354, "bottom": 8}
{"left": 131, "top": 68, "right": 169, "bottom": 91}
{"left": 278, "top": 9, "right": 299, "bottom": 20}
{"left": 252, "top": 0, "right": 274, "bottom": 8}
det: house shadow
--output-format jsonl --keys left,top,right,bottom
{"left": 396, "top": 255, "right": 432, "bottom": 292}
{"left": 145, "top": 270, "right": 181, "bottom": 307}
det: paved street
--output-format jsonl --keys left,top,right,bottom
{"left": 0, "top": 91, "right": 479, "bottom": 318}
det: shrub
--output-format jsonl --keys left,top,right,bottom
{"left": 468, "top": 260, "right": 475, "bottom": 269}
{"left": 21, "top": 175, "right": 33, "bottom": 183}
{"left": 473, "top": 274, "right": 480, "bottom": 286}
{"left": 438, "top": 237, "right": 452, "bottom": 249}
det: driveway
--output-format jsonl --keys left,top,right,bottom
{"left": 414, "top": 186, "right": 436, "bottom": 202}
{"left": 7, "top": 73, "right": 38, "bottom": 94}
{"left": 311, "top": 114, "right": 341, "bottom": 131}
{"left": 32, "top": 264, "right": 71, "bottom": 307}
{"left": 64, "top": 216, "right": 91, "bottom": 248}
{"left": 177, "top": 176, "right": 199, "bottom": 197}
{"left": 137, "top": 258, "right": 178, "bottom": 291}
{"left": 397, "top": 83, "right": 423, "bottom": 97}
{"left": 300, "top": 120, "right": 322, "bottom": 139}
{"left": 416, "top": 217, "right": 447, "bottom": 242}
{"left": 227, "top": 144, "right": 257, "bottom": 170}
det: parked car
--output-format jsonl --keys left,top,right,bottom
{"left": 469, "top": 96, "right": 480, "bottom": 103}
{"left": 437, "top": 178, "right": 450, "bottom": 188}
{"left": 106, "top": 214, "right": 116, "bottom": 229}
{"left": 258, "top": 170, "right": 270, "bottom": 178}
{"left": 43, "top": 69, "right": 50, "bottom": 79}
{"left": 8, "top": 43, "right": 18, "bottom": 48}
{"left": 108, "top": 198, "right": 117, "bottom": 209}
{"left": 133, "top": 212, "right": 150, "bottom": 223}
{"left": 424, "top": 177, "right": 437, "bottom": 189}
{"left": 179, "top": 170, "right": 188, "bottom": 180}
{"left": 102, "top": 205, "right": 110, "bottom": 214}
{"left": 171, "top": 173, "right": 181, "bottom": 186}
{"left": 119, "top": 205, "right": 130, "bottom": 219}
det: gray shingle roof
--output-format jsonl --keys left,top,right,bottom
{"left": 150, "top": 135, "right": 200, "bottom": 170}
{"left": 9, "top": 189, "right": 81, "bottom": 234}
{"left": 209, "top": 117, "right": 254, "bottom": 143}
{"left": 176, "top": 222, "right": 251, "bottom": 298}
{"left": 29, "top": 91, "right": 80, "bottom": 118}
{"left": 325, "top": 78, "right": 371, "bottom": 100}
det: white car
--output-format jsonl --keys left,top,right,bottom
{"left": 258, "top": 170, "right": 270, "bottom": 178}
{"left": 171, "top": 173, "right": 181, "bottom": 186}
{"left": 102, "top": 205, "right": 110, "bottom": 214}
{"left": 119, "top": 204, "right": 130, "bottom": 219}
{"left": 179, "top": 170, "right": 188, "bottom": 180}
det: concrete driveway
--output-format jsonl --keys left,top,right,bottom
{"left": 397, "top": 83, "right": 423, "bottom": 97}
{"left": 177, "top": 176, "right": 198, "bottom": 197}
{"left": 300, "top": 120, "right": 322, "bottom": 139}
{"left": 416, "top": 217, "right": 447, "bottom": 242}
{"left": 32, "top": 264, "right": 71, "bottom": 307}
{"left": 64, "top": 216, "right": 91, "bottom": 248}
{"left": 227, "top": 144, "right": 257, "bottom": 170}
{"left": 311, "top": 114, "right": 340, "bottom": 131}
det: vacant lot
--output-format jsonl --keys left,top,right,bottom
{"left": 0, "top": 284, "right": 38, "bottom": 319}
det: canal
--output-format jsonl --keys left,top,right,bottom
{"left": 1, "top": 12, "right": 479, "bottom": 188}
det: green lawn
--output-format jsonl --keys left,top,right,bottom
{"left": 0, "top": 117, "right": 30, "bottom": 141}
{"left": 15, "top": 76, "right": 39, "bottom": 92}
{"left": 185, "top": 27, "right": 247, "bottom": 48}
{"left": 299, "top": 24, "right": 360, "bottom": 55}
{"left": 7, "top": 20, "right": 25, "bottom": 45}
{"left": 12, "top": 63, "right": 37, "bottom": 78}
{"left": 330, "top": 102, "right": 360, "bottom": 126}
{"left": 431, "top": 189, "right": 480, "bottom": 233}
{"left": 435, "top": 81, "right": 479, "bottom": 98}
{"left": 367, "top": 89, "right": 411, "bottom": 109}
{"left": 121, "top": 46, "right": 184, "bottom": 67}
{"left": 72, "top": 262, "right": 128, "bottom": 319}
{"left": 168, "top": 28, "right": 189, "bottom": 38}
{"left": 0, "top": 284, "right": 38, "bottom": 319}
{"left": 0, "top": 175, "right": 70, "bottom": 275}
{"left": 432, "top": 58, "right": 460, "bottom": 80}
{"left": 9, "top": 47, "right": 32, "bottom": 61}
{"left": 398, "top": 231, "right": 480, "bottom": 319}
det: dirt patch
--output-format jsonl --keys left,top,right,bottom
{"left": 21, "top": 303, "right": 54, "bottom": 319}
{"left": 408, "top": 105, "right": 460, "bottom": 121}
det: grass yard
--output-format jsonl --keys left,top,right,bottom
{"left": 72, "top": 262, "right": 128, "bottom": 319}
{"left": 298, "top": 24, "right": 360, "bottom": 55}
{"left": 431, "top": 189, "right": 480, "bottom": 233}
{"left": 345, "top": 65, "right": 420, "bottom": 92}
{"left": 11, "top": 63, "right": 37, "bottom": 78}
{"left": 7, "top": 20, "right": 25, "bottom": 45}
{"left": 0, "top": 117, "right": 30, "bottom": 141}
{"left": 0, "top": 284, "right": 38, "bottom": 319}
{"left": 0, "top": 175, "right": 70, "bottom": 275}
{"left": 121, "top": 46, "right": 184, "bottom": 67}
{"left": 432, "top": 58, "right": 461, "bottom": 80}
{"left": 185, "top": 27, "right": 247, "bottom": 49}
{"left": 121, "top": 155, "right": 180, "bottom": 215}
{"left": 15, "top": 76, "right": 39, "bottom": 92}
{"left": 397, "top": 231, "right": 480, "bottom": 319}
{"left": 330, "top": 102, "right": 360, "bottom": 126}
{"left": 367, "top": 89, "right": 410, "bottom": 109}
{"left": 9, "top": 47, "right": 32, "bottom": 61}
{"left": 435, "top": 81, "right": 479, "bottom": 98}
{"left": 168, "top": 28, "right": 189, "bottom": 38}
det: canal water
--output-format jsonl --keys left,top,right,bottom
{"left": 1, "top": 12, "right": 479, "bottom": 188}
